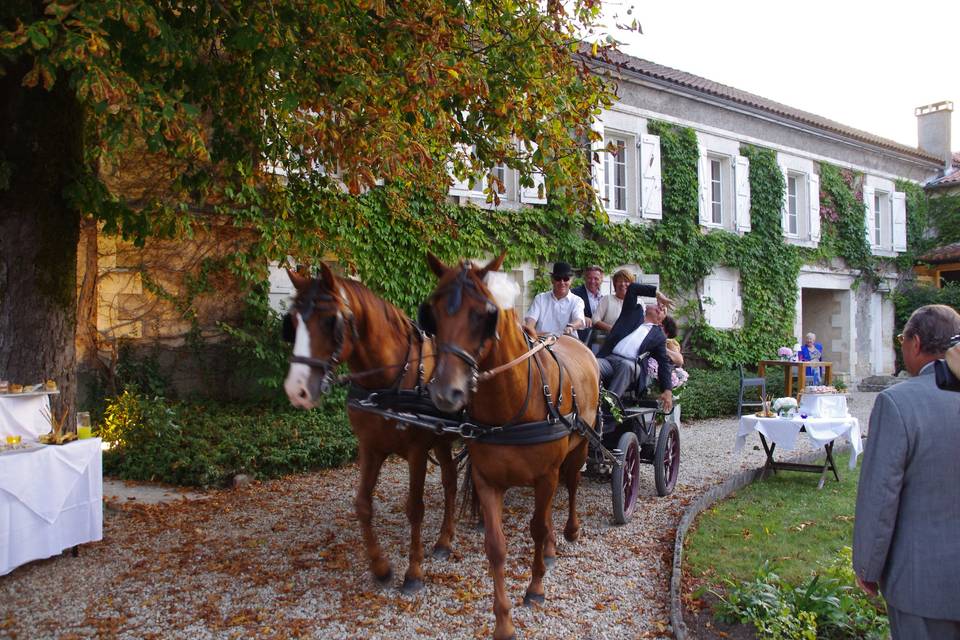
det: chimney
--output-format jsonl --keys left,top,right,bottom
{"left": 916, "top": 101, "right": 953, "bottom": 173}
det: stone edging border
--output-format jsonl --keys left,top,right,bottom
{"left": 668, "top": 442, "right": 856, "bottom": 639}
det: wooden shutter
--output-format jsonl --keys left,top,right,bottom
{"left": 734, "top": 154, "right": 751, "bottom": 233}
{"left": 808, "top": 173, "right": 821, "bottom": 244}
{"left": 590, "top": 115, "right": 606, "bottom": 211}
{"left": 519, "top": 141, "right": 547, "bottom": 205}
{"left": 892, "top": 191, "right": 907, "bottom": 251}
{"left": 778, "top": 160, "right": 790, "bottom": 235}
{"left": 639, "top": 134, "right": 662, "bottom": 220}
{"left": 862, "top": 184, "right": 875, "bottom": 247}
{"left": 698, "top": 141, "right": 711, "bottom": 225}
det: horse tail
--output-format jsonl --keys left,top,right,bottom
{"left": 458, "top": 459, "right": 481, "bottom": 526}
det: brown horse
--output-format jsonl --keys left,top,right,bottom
{"left": 283, "top": 264, "right": 459, "bottom": 593}
{"left": 420, "top": 252, "right": 601, "bottom": 640}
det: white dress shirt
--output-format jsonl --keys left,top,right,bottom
{"left": 525, "top": 291, "right": 585, "bottom": 335}
{"left": 613, "top": 322, "right": 654, "bottom": 360}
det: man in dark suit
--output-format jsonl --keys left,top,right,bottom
{"left": 571, "top": 265, "right": 603, "bottom": 342}
{"left": 597, "top": 282, "right": 674, "bottom": 412}
{"left": 853, "top": 304, "right": 960, "bottom": 639}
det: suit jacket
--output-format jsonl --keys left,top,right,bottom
{"left": 852, "top": 364, "right": 960, "bottom": 620}
{"left": 571, "top": 284, "right": 597, "bottom": 342}
{"left": 597, "top": 283, "right": 671, "bottom": 390}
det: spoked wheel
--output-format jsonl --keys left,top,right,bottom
{"left": 654, "top": 419, "right": 680, "bottom": 496}
{"left": 611, "top": 431, "right": 641, "bottom": 524}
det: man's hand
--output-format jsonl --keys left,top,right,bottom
{"left": 659, "top": 389, "right": 673, "bottom": 414}
{"left": 656, "top": 291, "right": 674, "bottom": 311}
{"left": 856, "top": 575, "right": 878, "bottom": 597}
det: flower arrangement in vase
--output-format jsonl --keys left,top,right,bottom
{"left": 777, "top": 346, "right": 794, "bottom": 361}
{"left": 772, "top": 397, "right": 798, "bottom": 417}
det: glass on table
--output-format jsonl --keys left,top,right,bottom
{"left": 76, "top": 411, "right": 92, "bottom": 439}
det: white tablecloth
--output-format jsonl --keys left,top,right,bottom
{"left": 734, "top": 415, "right": 863, "bottom": 469}
{"left": 0, "top": 392, "right": 56, "bottom": 439}
{"left": 0, "top": 438, "right": 103, "bottom": 576}
{"left": 798, "top": 394, "right": 848, "bottom": 419}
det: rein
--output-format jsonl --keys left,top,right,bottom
{"left": 477, "top": 334, "right": 558, "bottom": 382}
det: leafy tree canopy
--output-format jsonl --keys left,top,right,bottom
{"left": 2, "top": 0, "right": 616, "bottom": 251}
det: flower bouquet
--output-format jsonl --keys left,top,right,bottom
{"left": 772, "top": 396, "right": 798, "bottom": 417}
{"left": 777, "top": 346, "right": 794, "bottom": 361}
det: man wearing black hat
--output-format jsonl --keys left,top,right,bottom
{"left": 523, "top": 262, "right": 585, "bottom": 337}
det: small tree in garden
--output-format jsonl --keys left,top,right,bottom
{"left": 0, "top": 0, "right": 617, "bottom": 415}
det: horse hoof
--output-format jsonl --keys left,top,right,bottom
{"left": 432, "top": 545, "right": 452, "bottom": 561}
{"left": 544, "top": 555, "right": 557, "bottom": 570}
{"left": 401, "top": 577, "right": 424, "bottom": 594}
{"left": 374, "top": 568, "right": 393, "bottom": 586}
{"left": 523, "top": 591, "right": 545, "bottom": 606}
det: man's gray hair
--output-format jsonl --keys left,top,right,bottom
{"left": 584, "top": 265, "right": 603, "bottom": 275}
{"left": 903, "top": 304, "right": 960, "bottom": 355}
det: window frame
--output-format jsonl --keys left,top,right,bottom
{"left": 603, "top": 133, "right": 634, "bottom": 215}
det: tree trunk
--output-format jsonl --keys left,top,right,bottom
{"left": 0, "top": 57, "right": 84, "bottom": 431}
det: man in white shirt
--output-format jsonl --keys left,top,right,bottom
{"left": 524, "top": 262, "right": 585, "bottom": 337}
{"left": 596, "top": 296, "right": 673, "bottom": 411}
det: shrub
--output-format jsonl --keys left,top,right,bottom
{"left": 712, "top": 549, "right": 888, "bottom": 640}
{"left": 101, "top": 388, "right": 357, "bottom": 487}
{"left": 679, "top": 367, "right": 785, "bottom": 421}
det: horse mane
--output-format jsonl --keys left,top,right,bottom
{"left": 337, "top": 277, "right": 413, "bottom": 339}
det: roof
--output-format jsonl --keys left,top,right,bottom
{"left": 584, "top": 48, "right": 942, "bottom": 165}
{"left": 926, "top": 152, "right": 960, "bottom": 189}
{"left": 918, "top": 242, "right": 960, "bottom": 264}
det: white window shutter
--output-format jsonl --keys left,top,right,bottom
{"left": 698, "top": 142, "right": 711, "bottom": 225}
{"left": 808, "top": 173, "right": 821, "bottom": 244}
{"left": 778, "top": 160, "right": 790, "bottom": 235}
{"left": 519, "top": 141, "right": 547, "bottom": 205}
{"left": 638, "top": 134, "right": 662, "bottom": 220}
{"left": 734, "top": 154, "right": 751, "bottom": 233}
{"left": 892, "top": 191, "right": 907, "bottom": 251}
{"left": 862, "top": 184, "right": 875, "bottom": 246}
{"left": 590, "top": 116, "right": 606, "bottom": 211}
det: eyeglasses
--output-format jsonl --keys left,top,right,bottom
{"left": 552, "top": 276, "right": 571, "bottom": 282}
{"left": 896, "top": 333, "right": 907, "bottom": 345}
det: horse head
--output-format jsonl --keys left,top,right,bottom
{"left": 283, "top": 263, "right": 357, "bottom": 409}
{"left": 420, "top": 252, "right": 506, "bottom": 413}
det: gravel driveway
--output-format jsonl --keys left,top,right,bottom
{"left": 0, "top": 392, "right": 878, "bottom": 639}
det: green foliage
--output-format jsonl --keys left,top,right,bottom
{"left": 927, "top": 194, "right": 960, "bottom": 247}
{"left": 816, "top": 165, "right": 872, "bottom": 275}
{"left": 892, "top": 283, "right": 960, "bottom": 369}
{"left": 712, "top": 551, "right": 888, "bottom": 640}
{"left": 676, "top": 368, "right": 785, "bottom": 421}
{"left": 115, "top": 343, "right": 170, "bottom": 397}
{"left": 100, "top": 389, "right": 356, "bottom": 487}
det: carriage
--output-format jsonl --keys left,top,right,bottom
{"left": 587, "top": 383, "right": 681, "bottom": 524}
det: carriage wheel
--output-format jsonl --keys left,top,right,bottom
{"left": 611, "top": 431, "right": 641, "bottom": 524}
{"left": 654, "top": 419, "right": 680, "bottom": 496}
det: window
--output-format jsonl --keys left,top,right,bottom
{"left": 604, "top": 138, "right": 628, "bottom": 213}
{"left": 873, "top": 192, "right": 883, "bottom": 246}
{"left": 787, "top": 175, "right": 799, "bottom": 235}
{"left": 710, "top": 159, "right": 723, "bottom": 224}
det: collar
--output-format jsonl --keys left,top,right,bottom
{"left": 917, "top": 361, "right": 936, "bottom": 376}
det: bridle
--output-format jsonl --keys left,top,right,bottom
{"left": 420, "top": 263, "right": 500, "bottom": 393}
{"left": 284, "top": 277, "right": 358, "bottom": 392}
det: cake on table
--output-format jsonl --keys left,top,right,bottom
{"left": 799, "top": 386, "right": 847, "bottom": 418}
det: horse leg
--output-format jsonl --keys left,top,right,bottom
{"left": 431, "top": 440, "right": 457, "bottom": 560}
{"left": 354, "top": 446, "right": 392, "bottom": 584}
{"left": 524, "top": 472, "right": 559, "bottom": 607}
{"left": 475, "top": 472, "right": 513, "bottom": 640}
{"left": 562, "top": 438, "right": 588, "bottom": 542}
{"left": 402, "top": 445, "right": 428, "bottom": 594}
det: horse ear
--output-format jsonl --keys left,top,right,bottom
{"left": 287, "top": 268, "right": 310, "bottom": 291}
{"left": 426, "top": 252, "right": 448, "bottom": 278}
{"left": 318, "top": 262, "right": 336, "bottom": 290}
{"left": 477, "top": 251, "right": 507, "bottom": 279}
{"left": 417, "top": 302, "right": 436, "bottom": 335}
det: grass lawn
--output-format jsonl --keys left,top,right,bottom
{"left": 685, "top": 450, "right": 861, "bottom": 586}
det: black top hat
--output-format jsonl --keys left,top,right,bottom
{"left": 551, "top": 261, "right": 574, "bottom": 279}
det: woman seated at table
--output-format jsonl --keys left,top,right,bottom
{"left": 800, "top": 332, "right": 824, "bottom": 385}
{"left": 592, "top": 268, "right": 634, "bottom": 332}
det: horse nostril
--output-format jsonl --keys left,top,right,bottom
{"left": 298, "top": 388, "right": 308, "bottom": 399}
